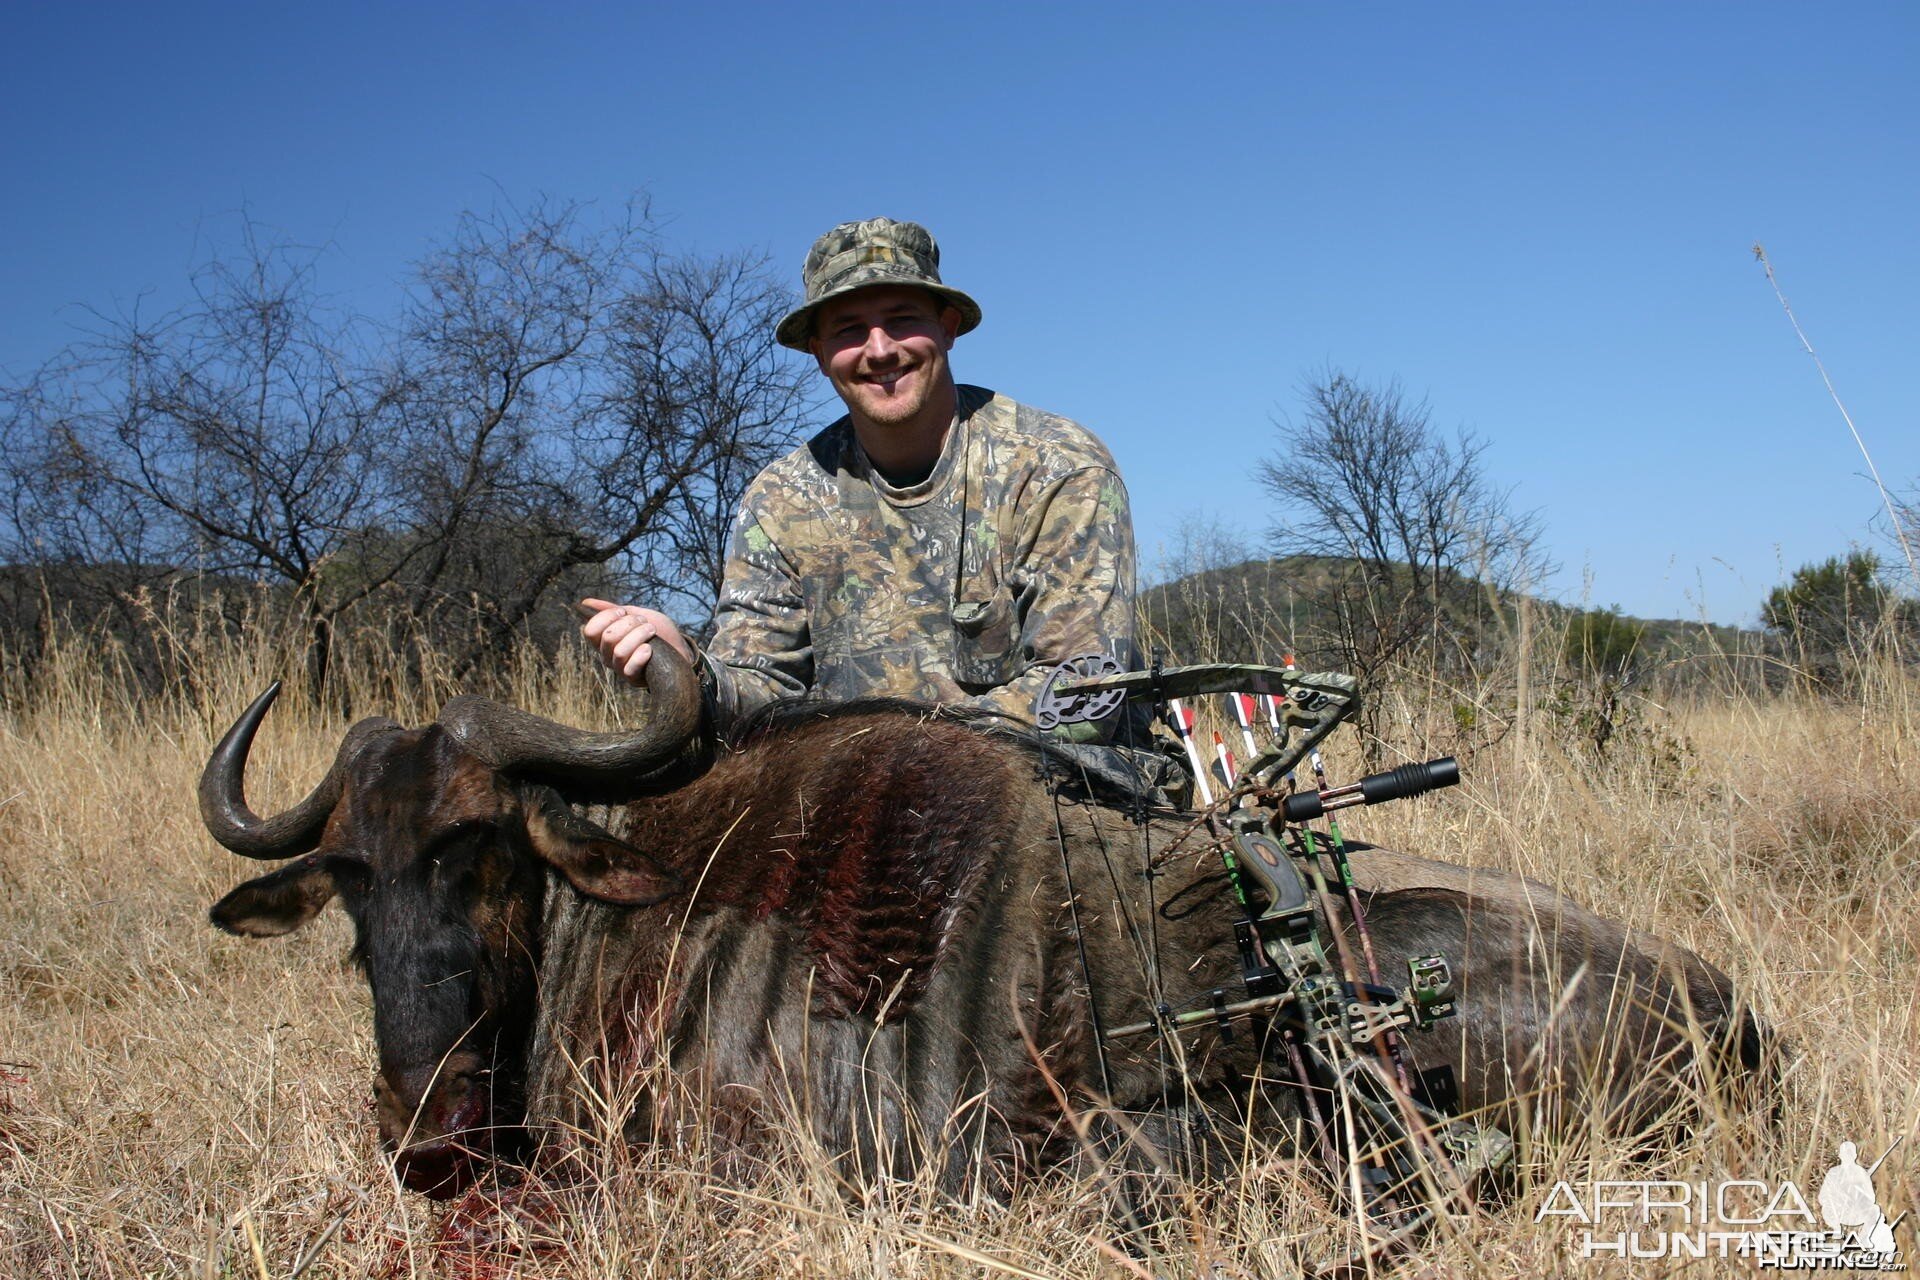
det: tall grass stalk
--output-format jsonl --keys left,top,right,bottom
{"left": 1752, "top": 241, "right": 1917, "bottom": 584}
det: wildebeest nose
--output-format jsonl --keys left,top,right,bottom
{"left": 375, "top": 1054, "right": 497, "bottom": 1199}
{"left": 377, "top": 1052, "right": 488, "bottom": 1137}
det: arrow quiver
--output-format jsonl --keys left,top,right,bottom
{"left": 1037, "top": 657, "right": 1514, "bottom": 1249}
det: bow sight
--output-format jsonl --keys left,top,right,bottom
{"left": 1035, "top": 658, "right": 1514, "bottom": 1253}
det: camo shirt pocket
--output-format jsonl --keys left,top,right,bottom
{"left": 949, "top": 586, "right": 1020, "bottom": 691}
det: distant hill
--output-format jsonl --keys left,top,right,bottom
{"left": 1137, "top": 556, "right": 1750, "bottom": 672}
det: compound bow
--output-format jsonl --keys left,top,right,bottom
{"left": 1034, "top": 656, "right": 1514, "bottom": 1260}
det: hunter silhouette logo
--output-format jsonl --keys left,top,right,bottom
{"left": 1537, "top": 1135, "right": 1908, "bottom": 1268}
{"left": 1817, "top": 1140, "right": 1902, "bottom": 1260}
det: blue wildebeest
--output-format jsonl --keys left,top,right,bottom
{"left": 202, "top": 649, "right": 1767, "bottom": 1198}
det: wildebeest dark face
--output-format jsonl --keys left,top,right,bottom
{"left": 200, "top": 671, "right": 699, "bottom": 1197}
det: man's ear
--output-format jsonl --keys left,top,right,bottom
{"left": 939, "top": 304, "right": 962, "bottom": 346}
{"left": 209, "top": 853, "right": 341, "bottom": 937}
{"left": 809, "top": 334, "right": 832, "bottom": 376}
{"left": 523, "top": 788, "right": 680, "bottom": 905}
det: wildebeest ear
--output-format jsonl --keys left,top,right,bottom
{"left": 523, "top": 788, "right": 679, "bottom": 905}
{"left": 209, "top": 853, "right": 340, "bottom": 937}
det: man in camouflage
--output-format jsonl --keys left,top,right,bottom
{"left": 582, "top": 217, "right": 1136, "bottom": 742}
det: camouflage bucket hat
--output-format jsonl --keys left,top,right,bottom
{"left": 775, "top": 217, "right": 983, "bottom": 352}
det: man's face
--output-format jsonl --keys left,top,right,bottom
{"left": 809, "top": 285, "right": 962, "bottom": 429}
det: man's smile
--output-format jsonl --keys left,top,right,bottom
{"left": 861, "top": 367, "right": 912, "bottom": 391}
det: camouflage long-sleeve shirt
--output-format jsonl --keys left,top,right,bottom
{"left": 702, "top": 384, "right": 1136, "bottom": 740}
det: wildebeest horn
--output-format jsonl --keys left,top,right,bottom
{"left": 436, "top": 639, "right": 704, "bottom": 794}
{"left": 199, "top": 682, "right": 403, "bottom": 860}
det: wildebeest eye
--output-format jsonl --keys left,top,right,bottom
{"left": 422, "top": 821, "right": 506, "bottom": 885}
{"left": 437, "top": 819, "right": 499, "bottom": 847}
{"left": 322, "top": 855, "right": 372, "bottom": 896}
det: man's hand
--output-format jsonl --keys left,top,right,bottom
{"left": 578, "top": 599, "right": 695, "bottom": 685}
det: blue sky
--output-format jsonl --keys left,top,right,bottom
{"left": 5, "top": 2, "right": 1915, "bottom": 624}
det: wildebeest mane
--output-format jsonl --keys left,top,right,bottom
{"left": 722, "top": 693, "right": 1032, "bottom": 747}
{"left": 721, "top": 695, "right": 1172, "bottom": 809}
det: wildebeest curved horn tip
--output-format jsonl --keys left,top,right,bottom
{"left": 200, "top": 681, "right": 356, "bottom": 861}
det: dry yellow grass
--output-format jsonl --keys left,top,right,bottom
{"left": 1, "top": 614, "right": 1914, "bottom": 1278}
